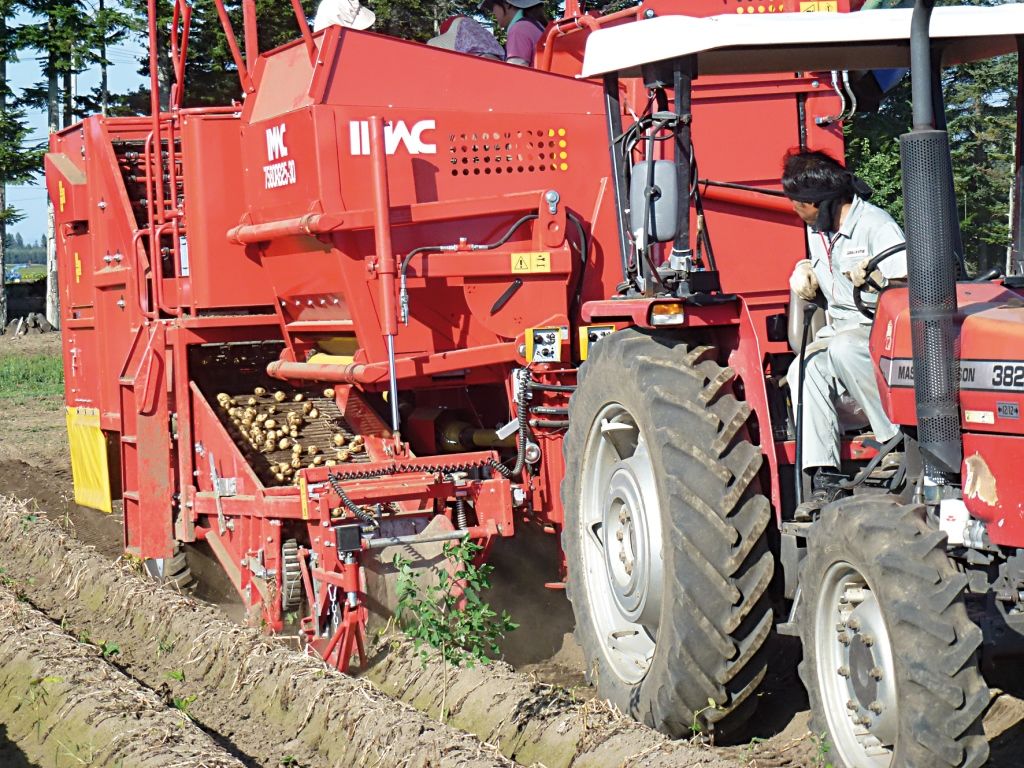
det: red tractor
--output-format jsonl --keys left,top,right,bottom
{"left": 44, "top": 0, "right": 1024, "bottom": 763}
{"left": 577, "top": 2, "right": 1024, "bottom": 765}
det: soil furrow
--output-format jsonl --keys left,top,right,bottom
{"left": 0, "top": 587, "right": 246, "bottom": 768}
{"left": 0, "top": 495, "right": 514, "bottom": 768}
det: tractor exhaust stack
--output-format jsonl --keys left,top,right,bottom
{"left": 900, "top": 0, "right": 962, "bottom": 488}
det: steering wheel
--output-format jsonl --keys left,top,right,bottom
{"left": 853, "top": 243, "right": 907, "bottom": 319}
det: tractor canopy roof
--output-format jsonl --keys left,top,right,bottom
{"left": 581, "top": 4, "right": 1024, "bottom": 79}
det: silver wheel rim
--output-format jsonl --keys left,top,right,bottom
{"left": 814, "top": 562, "right": 898, "bottom": 766}
{"left": 579, "top": 402, "right": 664, "bottom": 685}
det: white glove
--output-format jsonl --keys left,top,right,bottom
{"left": 847, "top": 257, "right": 884, "bottom": 291}
{"left": 789, "top": 259, "right": 819, "bottom": 301}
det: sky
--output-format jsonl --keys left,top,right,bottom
{"left": 6, "top": 9, "right": 147, "bottom": 243}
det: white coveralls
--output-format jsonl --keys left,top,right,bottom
{"left": 787, "top": 195, "right": 907, "bottom": 470}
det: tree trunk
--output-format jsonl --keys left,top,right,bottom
{"left": 0, "top": 13, "right": 7, "bottom": 330}
{"left": 100, "top": 0, "right": 108, "bottom": 115}
{"left": 46, "top": 31, "right": 60, "bottom": 329}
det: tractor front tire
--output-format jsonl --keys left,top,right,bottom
{"left": 561, "top": 329, "right": 775, "bottom": 740}
{"left": 798, "top": 497, "right": 989, "bottom": 768}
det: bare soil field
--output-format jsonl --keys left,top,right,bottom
{"left": 1, "top": 332, "right": 1023, "bottom": 767}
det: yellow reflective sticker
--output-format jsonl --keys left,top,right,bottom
{"left": 510, "top": 252, "right": 552, "bottom": 274}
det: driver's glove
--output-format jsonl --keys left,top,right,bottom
{"left": 789, "top": 259, "right": 819, "bottom": 301}
{"left": 848, "top": 258, "right": 885, "bottom": 291}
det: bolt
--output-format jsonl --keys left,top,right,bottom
{"left": 847, "top": 617, "right": 861, "bottom": 631}
{"left": 838, "top": 632, "right": 851, "bottom": 646}
{"left": 618, "top": 509, "right": 628, "bottom": 524}
{"left": 625, "top": 561, "right": 633, "bottom": 576}
{"left": 616, "top": 529, "right": 624, "bottom": 541}
{"left": 619, "top": 551, "right": 627, "bottom": 563}
{"left": 869, "top": 667, "right": 883, "bottom": 681}
{"left": 869, "top": 701, "right": 883, "bottom": 714}
{"left": 846, "top": 699, "right": 858, "bottom": 710}
{"left": 838, "top": 666, "right": 850, "bottom": 678}
{"left": 862, "top": 634, "right": 875, "bottom": 647}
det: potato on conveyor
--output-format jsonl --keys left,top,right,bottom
{"left": 324, "top": 388, "right": 335, "bottom": 398}
{"left": 273, "top": 391, "right": 286, "bottom": 402}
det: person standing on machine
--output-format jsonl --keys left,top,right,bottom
{"left": 783, "top": 150, "right": 907, "bottom": 514}
{"left": 478, "top": 0, "right": 547, "bottom": 66}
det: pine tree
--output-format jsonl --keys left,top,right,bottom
{"left": 846, "top": 52, "right": 1017, "bottom": 274}
{"left": 0, "top": 0, "right": 45, "bottom": 328}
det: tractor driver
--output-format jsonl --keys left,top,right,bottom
{"left": 783, "top": 150, "right": 907, "bottom": 514}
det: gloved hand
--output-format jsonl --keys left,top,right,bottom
{"left": 789, "top": 259, "right": 819, "bottom": 301}
{"left": 847, "top": 258, "right": 885, "bottom": 291}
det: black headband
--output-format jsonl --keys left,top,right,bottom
{"left": 787, "top": 172, "right": 873, "bottom": 233}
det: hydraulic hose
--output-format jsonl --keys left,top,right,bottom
{"left": 327, "top": 472, "right": 380, "bottom": 529}
{"left": 399, "top": 214, "right": 539, "bottom": 324}
{"left": 488, "top": 369, "right": 531, "bottom": 480}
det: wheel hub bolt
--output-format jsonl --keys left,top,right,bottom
{"left": 847, "top": 699, "right": 858, "bottom": 710}
{"left": 619, "top": 551, "right": 627, "bottom": 563}
{"left": 838, "top": 666, "right": 850, "bottom": 677}
{"left": 618, "top": 510, "right": 628, "bottom": 524}
{"left": 862, "top": 634, "right": 875, "bottom": 647}
{"left": 625, "top": 561, "right": 634, "bottom": 576}
{"left": 616, "top": 530, "right": 624, "bottom": 542}
{"left": 837, "top": 632, "right": 851, "bottom": 646}
{"left": 869, "top": 701, "right": 883, "bottom": 714}
{"left": 847, "top": 617, "right": 861, "bottom": 631}
{"left": 869, "top": 666, "right": 883, "bottom": 681}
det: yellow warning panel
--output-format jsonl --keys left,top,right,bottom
{"left": 510, "top": 252, "right": 552, "bottom": 274}
{"left": 66, "top": 406, "right": 112, "bottom": 513}
{"left": 799, "top": 1, "right": 838, "bottom": 10}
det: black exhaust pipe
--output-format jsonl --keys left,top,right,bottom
{"left": 900, "top": 0, "right": 962, "bottom": 488}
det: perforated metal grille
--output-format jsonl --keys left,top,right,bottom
{"left": 447, "top": 128, "right": 570, "bottom": 177}
{"left": 900, "top": 130, "right": 962, "bottom": 473}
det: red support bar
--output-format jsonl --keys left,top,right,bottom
{"left": 243, "top": 0, "right": 259, "bottom": 74}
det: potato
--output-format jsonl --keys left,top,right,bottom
{"left": 312, "top": 455, "right": 324, "bottom": 466}
{"left": 266, "top": 404, "right": 277, "bottom": 415}
{"left": 254, "top": 386, "right": 267, "bottom": 397}
{"left": 255, "top": 413, "right": 267, "bottom": 424}
{"left": 293, "top": 393, "right": 305, "bottom": 402}
{"left": 308, "top": 408, "right": 319, "bottom": 420}
{"left": 278, "top": 438, "right": 290, "bottom": 450}
{"left": 289, "top": 428, "right": 298, "bottom": 438}
{"left": 302, "top": 401, "right": 313, "bottom": 415}
{"left": 264, "top": 419, "right": 277, "bottom": 430}
{"left": 332, "top": 433, "right": 345, "bottom": 447}
{"left": 350, "top": 435, "right": 365, "bottom": 447}
{"left": 323, "top": 388, "right": 335, "bottom": 399}
{"left": 273, "top": 391, "right": 286, "bottom": 402}
{"left": 274, "top": 472, "right": 285, "bottom": 483}
{"left": 247, "top": 397, "right": 257, "bottom": 406}
{"left": 325, "top": 459, "right": 337, "bottom": 467}
{"left": 348, "top": 440, "right": 364, "bottom": 454}
{"left": 306, "top": 445, "right": 319, "bottom": 456}
{"left": 290, "top": 456, "right": 303, "bottom": 469}
{"left": 292, "top": 443, "right": 303, "bottom": 455}
{"left": 336, "top": 449, "right": 351, "bottom": 462}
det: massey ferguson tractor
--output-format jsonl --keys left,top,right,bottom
{"left": 43, "top": 0, "right": 1024, "bottom": 763}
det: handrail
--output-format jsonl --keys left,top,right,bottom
{"left": 290, "top": 0, "right": 318, "bottom": 64}
{"left": 131, "top": 229, "right": 157, "bottom": 321}
{"left": 210, "top": 0, "right": 256, "bottom": 94}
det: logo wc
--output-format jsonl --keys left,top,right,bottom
{"left": 263, "top": 123, "right": 297, "bottom": 190}
{"left": 266, "top": 124, "right": 289, "bottom": 161}
{"left": 349, "top": 120, "right": 437, "bottom": 156}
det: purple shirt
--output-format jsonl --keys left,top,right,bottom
{"left": 505, "top": 18, "right": 543, "bottom": 66}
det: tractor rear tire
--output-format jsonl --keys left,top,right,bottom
{"left": 561, "top": 329, "right": 775, "bottom": 740}
{"left": 798, "top": 497, "right": 989, "bottom": 768}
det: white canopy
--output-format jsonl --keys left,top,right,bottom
{"left": 581, "top": 5, "right": 1024, "bottom": 79}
